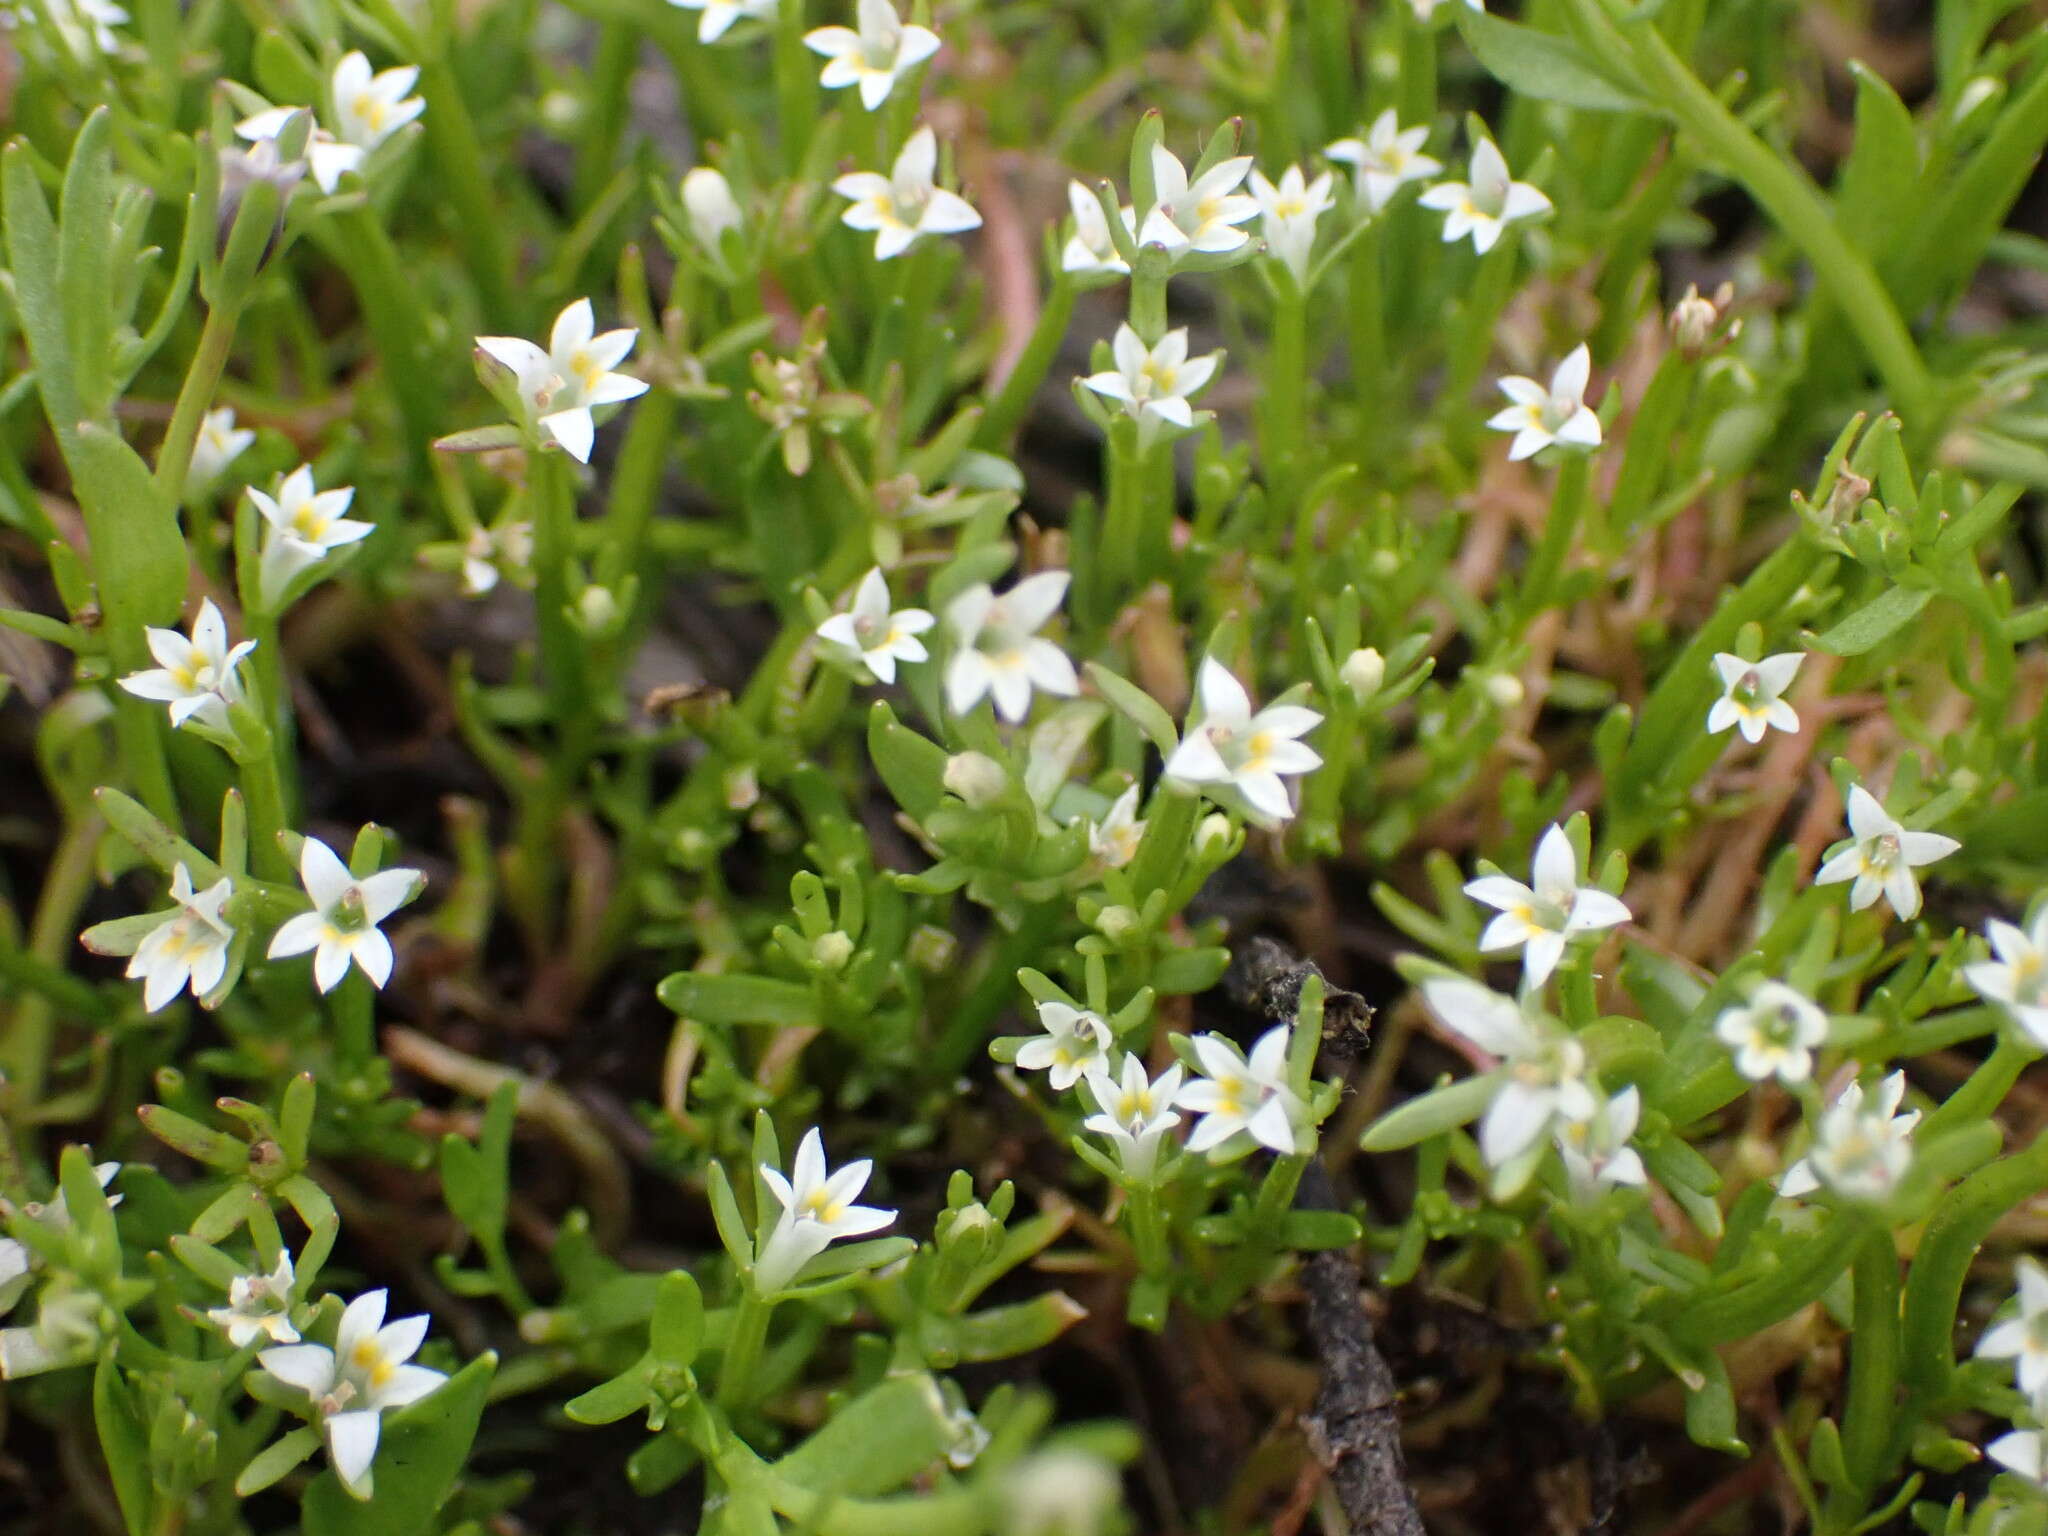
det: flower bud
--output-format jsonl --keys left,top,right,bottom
{"left": 1339, "top": 646, "right": 1385, "bottom": 703}
{"left": 811, "top": 930, "right": 854, "bottom": 971}
{"left": 682, "top": 167, "right": 743, "bottom": 257}
{"left": 908, "top": 924, "right": 957, "bottom": 973}
{"left": 723, "top": 764, "right": 759, "bottom": 812}
{"left": 1094, "top": 904, "right": 1140, "bottom": 943}
{"left": 1003, "top": 1449, "right": 1120, "bottom": 1536}
{"left": 1483, "top": 671, "right": 1525, "bottom": 709}
{"left": 1195, "top": 812, "right": 1233, "bottom": 856}
{"left": 943, "top": 751, "right": 1008, "bottom": 807}
{"left": 575, "top": 583, "right": 621, "bottom": 634}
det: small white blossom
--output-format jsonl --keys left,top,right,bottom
{"left": 1180, "top": 1026, "right": 1304, "bottom": 1156}
{"left": 815, "top": 568, "right": 935, "bottom": 684}
{"left": 753, "top": 1128, "right": 896, "bottom": 1294}
{"left": 1136, "top": 144, "right": 1258, "bottom": 258}
{"left": 944, "top": 572, "right": 1079, "bottom": 722}
{"left": 1080, "top": 324, "right": 1221, "bottom": 445}
{"left": 1163, "top": 658, "right": 1323, "bottom": 824}
{"left": 189, "top": 408, "right": 255, "bottom": 492}
{"left": 671, "top": 0, "right": 776, "bottom": 43}
{"left": 1814, "top": 785, "right": 1960, "bottom": 922}
{"left": 1990, "top": 1428, "right": 2048, "bottom": 1487}
{"left": 1707, "top": 652, "right": 1804, "bottom": 743}
{"left": 1964, "top": 908, "right": 2048, "bottom": 1048}
{"left": 1061, "top": 180, "right": 1135, "bottom": 276}
{"left": 1420, "top": 977, "right": 1597, "bottom": 1179}
{"left": 1715, "top": 982, "right": 1829, "bottom": 1085}
{"left": 258, "top": 1289, "right": 445, "bottom": 1500}
{"left": 0, "top": 1163, "right": 119, "bottom": 1316}
{"left": 459, "top": 522, "right": 532, "bottom": 597}
{"left": 476, "top": 298, "right": 648, "bottom": 464}
{"left": 1779, "top": 1071, "right": 1919, "bottom": 1202}
{"left": 1417, "top": 138, "right": 1550, "bottom": 253}
{"left": 207, "top": 1253, "right": 300, "bottom": 1348}
{"left": 237, "top": 53, "right": 421, "bottom": 194}
{"left": 250, "top": 464, "right": 371, "bottom": 609}
{"left": 1248, "top": 164, "right": 1335, "bottom": 284}
{"left": 1555, "top": 1086, "right": 1646, "bottom": 1199}
{"left": 1409, "top": 0, "right": 1483, "bottom": 17}
{"left": 1325, "top": 111, "right": 1441, "bottom": 213}
{"left": 127, "top": 864, "right": 236, "bottom": 1014}
{"left": 804, "top": 0, "right": 940, "bottom": 111}
{"left": 118, "top": 599, "right": 256, "bottom": 734}
{"left": 681, "top": 166, "right": 743, "bottom": 256}
{"left": 266, "top": 837, "right": 423, "bottom": 993}
{"left": 1464, "top": 824, "right": 1629, "bottom": 988}
{"left": 1487, "top": 344, "right": 1601, "bottom": 460}
{"left": 1081, "top": 1054, "right": 1184, "bottom": 1180}
{"left": 832, "top": 126, "right": 981, "bottom": 261}
{"left": 1083, "top": 784, "right": 1145, "bottom": 870}
{"left": 1977, "top": 1257, "right": 2048, "bottom": 1400}
{"left": 1015, "top": 1002, "right": 1114, "bottom": 1092}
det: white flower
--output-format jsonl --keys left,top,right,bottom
{"left": 1779, "top": 1071, "right": 1919, "bottom": 1202}
{"left": 1061, "top": 180, "right": 1134, "bottom": 276}
{"left": 127, "top": 864, "right": 236, "bottom": 1013}
{"left": 189, "top": 408, "right": 255, "bottom": 492}
{"left": 1137, "top": 144, "right": 1258, "bottom": 258}
{"left": 1015, "top": 1002, "right": 1114, "bottom": 1092}
{"left": 1964, "top": 908, "right": 2048, "bottom": 1048}
{"left": 1409, "top": 0, "right": 1483, "bottom": 17}
{"left": 753, "top": 1128, "right": 896, "bottom": 1294}
{"left": 207, "top": 1253, "right": 300, "bottom": 1348}
{"left": 1162, "top": 658, "right": 1323, "bottom": 824}
{"left": 249, "top": 464, "right": 371, "bottom": 609}
{"left": 1990, "top": 1427, "right": 2048, "bottom": 1487}
{"left": 266, "top": 837, "right": 423, "bottom": 993}
{"left": 0, "top": 1162, "right": 120, "bottom": 1317}
{"left": 1464, "top": 824, "right": 1630, "bottom": 988}
{"left": 671, "top": 0, "right": 776, "bottom": 43}
{"left": 475, "top": 298, "right": 648, "bottom": 464}
{"left": 1813, "top": 785, "right": 1960, "bottom": 922}
{"left": 1080, "top": 324, "right": 1221, "bottom": 445}
{"left": 1180, "top": 1026, "right": 1303, "bottom": 1155}
{"left": 1715, "top": 982, "right": 1829, "bottom": 1085}
{"left": 1325, "top": 111, "right": 1440, "bottom": 213}
{"left": 328, "top": 51, "right": 423, "bottom": 157}
{"left": 1083, "top": 785, "right": 1145, "bottom": 870}
{"left": 459, "top": 522, "right": 532, "bottom": 597}
{"left": 815, "top": 568, "right": 935, "bottom": 684}
{"left": 1487, "top": 344, "right": 1601, "bottom": 460}
{"left": 1420, "top": 977, "right": 1597, "bottom": 1175}
{"left": 1555, "top": 1085, "right": 1646, "bottom": 1199}
{"left": 682, "top": 166, "right": 743, "bottom": 256}
{"left": 944, "top": 572, "right": 1079, "bottom": 722}
{"left": 235, "top": 105, "right": 360, "bottom": 196}
{"left": 1081, "top": 1054, "right": 1184, "bottom": 1180}
{"left": 258, "top": 1289, "right": 446, "bottom": 1500}
{"left": 118, "top": 599, "right": 256, "bottom": 734}
{"left": 1417, "top": 137, "right": 1550, "bottom": 253}
{"left": 1707, "top": 652, "right": 1804, "bottom": 743}
{"left": 832, "top": 126, "right": 981, "bottom": 261}
{"left": 1248, "top": 164, "right": 1335, "bottom": 284}
{"left": 804, "top": 0, "right": 940, "bottom": 111}
{"left": 1977, "top": 1257, "right": 2048, "bottom": 1400}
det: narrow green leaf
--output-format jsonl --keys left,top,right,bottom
{"left": 93, "top": 1355, "right": 154, "bottom": 1536}
{"left": 57, "top": 107, "right": 116, "bottom": 418}
{"left": 656, "top": 971, "right": 818, "bottom": 1027}
{"left": 1458, "top": 11, "right": 1650, "bottom": 114}
{"left": 1809, "top": 585, "right": 1935, "bottom": 656}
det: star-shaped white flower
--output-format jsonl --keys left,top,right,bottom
{"left": 1978, "top": 1257, "right": 2048, "bottom": 1400}
{"left": 753, "top": 1128, "right": 896, "bottom": 1294}
{"left": 1080, "top": 324, "right": 1221, "bottom": 445}
{"left": 1487, "top": 345, "right": 1600, "bottom": 460}
{"left": 1180, "top": 1025, "right": 1303, "bottom": 1156}
{"left": 1083, "top": 784, "right": 1145, "bottom": 870}
{"left": 1555, "top": 1085, "right": 1646, "bottom": 1199}
{"left": 1417, "top": 138, "right": 1550, "bottom": 253}
{"left": 1015, "top": 1001, "right": 1114, "bottom": 1092}
{"left": 816, "top": 568, "right": 935, "bottom": 684}
{"left": 475, "top": 298, "right": 648, "bottom": 464}
{"left": 126, "top": 864, "right": 236, "bottom": 1014}
{"left": 1137, "top": 144, "right": 1258, "bottom": 257}
{"left": 1715, "top": 981, "right": 1828, "bottom": 1085}
{"left": 235, "top": 104, "right": 362, "bottom": 196}
{"left": 1162, "top": 658, "right": 1323, "bottom": 824}
{"left": 1061, "top": 180, "right": 1134, "bottom": 277}
{"left": 1964, "top": 910, "right": 2048, "bottom": 1048}
{"left": 207, "top": 1252, "right": 300, "bottom": 1348}
{"left": 832, "top": 125, "right": 982, "bottom": 261}
{"left": 1081, "top": 1054, "right": 1184, "bottom": 1180}
{"left": 1779, "top": 1072, "right": 1918, "bottom": 1202}
{"left": 118, "top": 599, "right": 257, "bottom": 734}
{"left": 943, "top": 571, "right": 1079, "bottom": 722}
{"left": 1813, "top": 785, "right": 1960, "bottom": 922}
{"left": 1707, "top": 652, "right": 1804, "bottom": 743}
{"left": 328, "top": 51, "right": 423, "bottom": 157}
{"left": 804, "top": 0, "right": 940, "bottom": 111}
{"left": 1248, "top": 164, "right": 1335, "bottom": 284}
{"left": 250, "top": 464, "right": 371, "bottom": 610}
{"left": 1990, "top": 1427, "right": 2048, "bottom": 1488}
{"left": 1464, "top": 824, "right": 1629, "bottom": 988}
{"left": 189, "top": 408, "right": 255, "bottom": 492}
{"left": 1420, "top": 977, "right": 1598, "bottom": 1173}
{"left": 0, "top": 1163, "right": 119, "bottom": 1316}
{"left": 1325, "top": 110, "right": 1441, "bottom": 213}
{"left": 258, "top": 1289, "right": 445, "bottom": 1500}
{"left": 671, "top": 0, "right": 776, "bottom": 43}
{"left": 266, "top": 837, "right": 423, "bottom": 993}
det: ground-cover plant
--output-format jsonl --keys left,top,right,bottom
{"left": 4, "top": 0, "right": 2048, "bottom": 1532}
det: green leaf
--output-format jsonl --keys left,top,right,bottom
{"left": 302, "top": 1352, "right": 497, "bottom": 1534}
{"left": 57, "top": 108, "right": 116, "bottom": 418}
{"left": 1680, "top": 1349, "right": 1747, "bottom": 1455}
{"left": 1083, "top": 662, "right": 1179, "bottom": 759}
{"left": 1810, "top": 585, "right": 1935, "bottom": 656}
{"left": 770, "top": 1374, "right": 955, "bottom": 1497}
{"left": 1833, "top": 63, "right": 1920, "bottom": 255}
{"left": 1277, "top": 1209, "right": 1365, "bottom": 1249}
{"left": 1149, "top": 946, "right": 1230, "bottom": 996}
{"left": 1457, "top": 11, "right": 1650, "bottom": 114}
{"left": 4, "top": 139, "right": 77, "bottom": 431}
{"left": 93, "top": 1355, "right": 154, "bottom": 1536}
{"left": 657, "top": 971, "right": 818, "bottom": 1027}
{"left": 649, "top": 1270, "right": 704, "bottom": 1367}
{"left": 866, "top": 701, "right": 949, "bottom": 819}
{"left": 93, "top": 788, "right": 224, "bottom": 882}
{"left": 1359, "top": 1073, "right": 1497, "bottom": 1151}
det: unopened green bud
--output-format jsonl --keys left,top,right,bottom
{"left": 909, "top": 925, "right": 957, "bottom": 973}
{"left": 1095, "top": 905, "right": 1140, "bottom": 942}
{"left": 812, "top": 930, "right": 854, "bottom": 971}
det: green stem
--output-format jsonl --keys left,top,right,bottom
{"left": 716, "top": 1290, "right": 774, "bottom": 1410}
{"left": 1266, "top": 282, "right": 1308, "bottom": 566}
{"left": 1667, "top": 1209, "right": 1856, "bottom": 1347}
{"left": 419, "top": 59, "right": 514, "bottom": 318}
{"left": 1837, "top": 1224, "right": 1902, "bottom": 1499}
{"left": 774, "top": 0, "right": 818, "bottom": 173}
{"left": 1128, "top": 1182, "right": 1169, "bottom": 1271}
{"left": 1129, "top": 271, "right": 1167, "bottom": 345}
{"left": 978, "top": 276, "right": 1076, "bottom": 451}
{"left": 1917, "top": 1034, "right": 2035, "bottom": 1143}
{"left": 0, "top": 812, "right": 100, "bottom": 1143}
{"left": 1345, "top": 221, "right": 1384, "bottom": 441}
{"left": 1445, "top": 238, "right": 1516, "bottom": 403}
{"left": 152, "top": 302, "right": 241, "bottom": 506}
{"left": 1513, "top": 451, "right": 1590, "bottom": 627}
